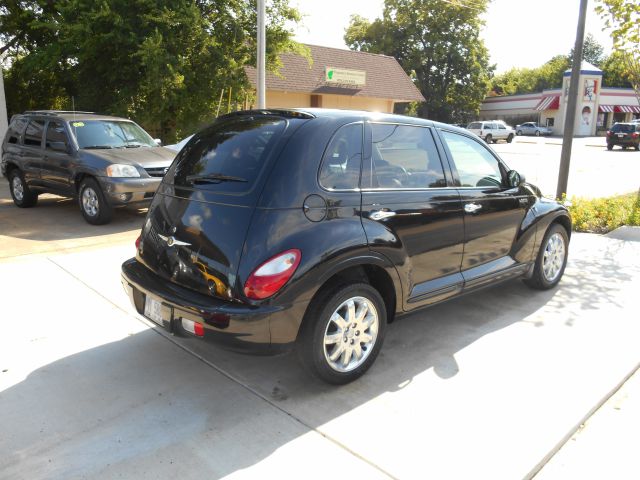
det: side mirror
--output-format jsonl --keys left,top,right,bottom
{"left": 507, "top": 170, "right": 525, "bottom": 187}
{"left": 154, "top": 138, "right": 162, "bottom": 146}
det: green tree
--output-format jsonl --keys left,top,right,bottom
{"left": 0, "top": 0, "right": 303, "bottom": 142}
{"left": 570, "top": 33, "right": 605, "bottom": 67}
{"left": 595, "top": 0, "right": 640, "bottom": 102}
{"left": 490, "top": 55, "right": 570, "bottom": 96}
{"left": 601, "top": 51, "right": 633, "bottom": 88}
{"left": 345, "top": 0, "right": 493, "bottom": 123}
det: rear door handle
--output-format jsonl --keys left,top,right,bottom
{"left": 370, "top": 209, "right": 397, "bottom": 221}
{"left": 464, "top": 203, "right": 482, "bottom": 214}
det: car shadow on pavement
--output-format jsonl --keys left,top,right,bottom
{"left": 1, "top": 236, "right": 637, "bottom": 478}
{"left": 0, "top": 180, "right": 146, "bottom": 246}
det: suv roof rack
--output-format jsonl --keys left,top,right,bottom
{"left": 24, "top": 110, "right": 97, "bottom": 116}
{"left": 219, "top": 109, "right": 315, "bottom": 120}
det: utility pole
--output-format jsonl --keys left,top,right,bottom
{"left": 0, "top": 63, "right": 8, "bottom": 141}
{"left": 257, "top": 0, "right": 266, "bottom": 109}
{"left": 556, "top": 0, "right": 588, "bottom": 199}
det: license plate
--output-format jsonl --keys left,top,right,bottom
{"left": 144, "top": 296, "right": 163, "bottom": 325}
{"left": 617, "top": 133, "right": 625, "bottom": 137}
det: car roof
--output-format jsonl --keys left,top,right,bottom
{"left": 218, "top": 108, "right": 446, "bottom": 128}
{"left": 22, "top": 110, "right": 136, "bottom": 123}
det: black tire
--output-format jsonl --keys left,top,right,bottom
{"left": 517, "top": 130, "right": 523, "bottom": 136}
{"left": 8, "top": 169, "right": 38, "bottom": 208}
{"left": 78, "top": 177, "right": 113, "bottom": 225}
{"left": 507, "top": 134, "right": 514, "bottom": 143}
{"left": 523, "top": 223, "right": 569, "bottom": 290}
{"left": 607, "top": 143, "right": 613, "bottom": 151}
{"left": 635, "top": 144, "right": 639, "bottom": 151}
{"left": 297, "top": 282, "right": 387, "bottom": 384}
{"left": 484, "top": 134, "right": 492, "bottom": 144}
{"left": 535, "top": 130, "right": 541, "bottom": 137}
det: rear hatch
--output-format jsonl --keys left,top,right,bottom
{"left": 610, "top": 123, "right": 636, "bottom": 142}
{"left": 136, "top": 113, "right": 305, "bottom": 300}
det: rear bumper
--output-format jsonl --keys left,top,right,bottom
{"left": 607, "top": 138, "right": 639, "bottom": 146}
{"left": 121, "top": 258, "right": 288, "bottom": 354}
{"left": 97, "top": 176, "right": 161, "bottom": 205}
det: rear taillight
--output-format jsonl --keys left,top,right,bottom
{"left": 244, "top": 249, "right": 301, "bottom": 300}
{"left": 632, "top": 132, "right": 639, "bottom": 139}
{"left": 135, "top": 235, "right": 141, "bottom": 249}
{"left": 606, "top": 131, "right": 611, "bottom": 137}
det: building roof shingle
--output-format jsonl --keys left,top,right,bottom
{"left": 245, "top": 44, "right": 425, "bottom": 103}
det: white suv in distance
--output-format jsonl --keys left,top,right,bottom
{"left": 466, "top": 121, "right": 515, "bottom": 144}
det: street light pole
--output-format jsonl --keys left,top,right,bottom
{"left": 257, "top": 0, "right": 266, "bottom": 109}
{"left": 556, "top": 0, "right": 588, "bottom": 200}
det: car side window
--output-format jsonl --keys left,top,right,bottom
{"left": 364, "top": 124, "right": 447, "bottom": 189}
{"left": 318, "top": 123, "right": 363, "bottom": 190}
{"left": 441, "top": 131, "right": 504, "bottom": 188}
{"left": 23, "top": 119, "right": 45, "bottom": 147}
{"left": 45, "top": 121, "right": 71, "bottom": 152}
{"left": 6, "top": 117, "right": 28, "bottom": 144}
{"left": 498, "top": 124, "right": 506, "bottom": 130}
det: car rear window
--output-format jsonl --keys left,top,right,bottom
{"left": 611, "top": 124, "right": 635, "bottom": 133}
{"left": 467, "top": 122, "right": 481, "bottom": 129}
{"left": 169, "top": 116, "right": 286, "bottom": 193}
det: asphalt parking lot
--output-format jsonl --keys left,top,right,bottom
{"left": 493, "top": 135, "right": 640, "bottom": 198}
{"left": 1, "top": 136, "right": 639, "bottom": 479}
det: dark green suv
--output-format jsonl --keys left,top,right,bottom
{"left": 606, "top": 122, "right": 640, "bottom": 151}
{"left": 1, "top": 110, "right": 176, "bottom": 224}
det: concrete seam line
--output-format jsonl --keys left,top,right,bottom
{"left": 46, "top": 257, "right": 397, "bottom": 480}
{"left": 525, "top": 361, "right": 640, "bottom": 480}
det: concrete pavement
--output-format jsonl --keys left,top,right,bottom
{"left": 1, "top": 183, "right": 639, "bottom": 478}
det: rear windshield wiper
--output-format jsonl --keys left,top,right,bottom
{"left": 185, "top": 173, "right": 248, "bottom": 184}
{"left": 83, "top": 145, "right": 114, "bottom": 149}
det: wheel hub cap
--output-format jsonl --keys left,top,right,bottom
{"left": 323, "top": 296, "right": 379, "bottom": 373}
{"left": 82, "top": 187, "right": 99, "bottom": 217}
{"left": 542, "top": 232, "right": 565, "bottom": 282}
{"left": 12, "top": 176, "right": 24, "bottom": 201}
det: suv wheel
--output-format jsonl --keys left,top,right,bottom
{"left": 507, "top": 134, "right": 514, "bottom": 143}
{"left": 298, "top": 283, "right": 387, "bottom": 384}
{"left": 524, "top": 223, "right": 569, "bottom": 290}
{"left": 484, "top": 134, "right": 492, "bottom": 144}
{"left": 607, "top": 143, "right": 613, "bottom": 151}
{"left": 9, "top": 169, "right": 38, "bottom": 207}
{"left": 78, "top": 178, "right": 113, "bottom": 225}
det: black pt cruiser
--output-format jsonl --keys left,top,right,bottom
{"left": 121, "top": 109, "right": 571, "bottom": 384}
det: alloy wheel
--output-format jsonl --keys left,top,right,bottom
{"left": 323, "top": 296, "right": 379, "bottom": 373}
{"left": 542, "top": 232, "right": 566, "bottom": 282}
{"left": 82, "top": 187, "right": 99, "bottom": 217}
{"left": 11, "top": 176, "right": 24, "bottom": 201}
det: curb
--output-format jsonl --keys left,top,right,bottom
{"left": 525, "top": 362, "right": 640, "bottom": 480}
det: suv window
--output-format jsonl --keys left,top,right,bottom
{"left": 364, "top": 124, "right": 446, "bottom": 189}
{"left": 23, "top": 119, "right": 45, "bottom": 147}
{"left": 319, "top": 123, "right": 362, "bottom": 190}
{"left": 442, "top": 131, "right": 503, "bottom": 188}
{"left": 467, "top": 122, "right": 481, "bottom": 129}
{"left": 46, "top": 121, "right": 71, "bottom": 152}
{"left": 6, "top": 116, "right": 28, "bottom": 144}
{"left": 498, "top": 124, "right": 506, "bottom": 130}
{"left": 170, "top": 117, "right": 286, "bottom": 193}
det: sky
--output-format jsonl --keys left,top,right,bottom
{"left": 290, "top": 0, "right": 612, "bottom": 73}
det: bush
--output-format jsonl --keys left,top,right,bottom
{"left": 568, "top": 191, "right": 640, "bottom": 233}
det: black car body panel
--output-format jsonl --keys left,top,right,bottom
{"left": 121, "top": 108, "right": 571, "bottom": 354}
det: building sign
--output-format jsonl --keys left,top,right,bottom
{"left": 583, "top": 79, "right": 597, "bottom": 102}
{"left": 325, "top": 67, "right": 366, "bottom": 86}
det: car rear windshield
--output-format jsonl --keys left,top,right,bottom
{"left": 611, "top": 124, "right": 635, "bottom": 133}
{"left": 70, "top": 120, "right": 157, "bottom": 148}
{"left": 168, "top": 116, "right": 286, "bottom": 194}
